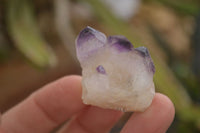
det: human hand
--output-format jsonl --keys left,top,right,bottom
{"left": 0, "top": 75, "right": 175, "bottom": 133}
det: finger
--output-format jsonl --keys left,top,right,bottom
{"left": 121, "top": 93, "right": 175, "bottom": 133}
{"left": 58, "top": 106, "right": 123, "bottom": 133}
{"left": 1, "top": 75, "right": 86, "bottom": 133}
{"left": 0, "top": 128, "right": 5, "bottom": 133}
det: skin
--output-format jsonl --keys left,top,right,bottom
{"left": 0, "top": 75, "right": 175, "bottom": 133}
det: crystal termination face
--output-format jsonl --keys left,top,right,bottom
{"left": 76, "top": 26, "right": 155, "bottom": 112}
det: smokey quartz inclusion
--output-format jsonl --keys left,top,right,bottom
{"left": 76, "top": 26, "right": 155, "bottom": 112}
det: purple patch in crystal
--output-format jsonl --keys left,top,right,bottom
{"left": 135, "top": 47, "right": 155, "bottom": 74}
{"left": 96, "top": 65, "right": 106, "bottom": 74}
{"left": 149, "top": 61, "right": 155, "bottom": 74}
{"left": 108, "top": 36, "right": 133, "bottom": 52}
{"left": 135, "top": 47, "right": 150, "bottom": 57}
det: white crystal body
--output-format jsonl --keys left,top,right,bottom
{"left": 76, "top": 27, "right": 155, "bottom": 112}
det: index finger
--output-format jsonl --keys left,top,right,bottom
{"left": 1, "top": 75, "right": 86, "bottom": 133}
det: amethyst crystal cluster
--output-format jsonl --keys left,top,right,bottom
{"left": 76, "top": 26, "right": 155, "bottom": 112}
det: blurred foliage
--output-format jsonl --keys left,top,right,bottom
{"left": 145, "top": 0, "right": 200, "bottom": 15}
{"left": 6, "top": 0, "right": 57, "bottom": 68}
{"left": 0, "top": 0, "right": 200, "bottom": 132}
{"left": 192, "top": 14, "right": 200, "bottom": 81}
{"left": 158, "top": 0, "right": 199, "bottom": 15}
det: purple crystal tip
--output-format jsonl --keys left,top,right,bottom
{"left": 108, "top": 36, "right": 133, "bottom": 51}
{"left": 76, "top": 26, "right": 106, "bottom": 61}
{"left": 135, "top": 47, "right": 149, "bottom": 57}
{"left": 77, "top": 26, "right": 95, "bottom": 46}
{"left": 135, "top": 47, "right": 155, "bottom": 74}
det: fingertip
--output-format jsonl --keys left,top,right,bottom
{"left": 121, "top": 93, "right": 175, "bottom": 133}
{"left": 152, "top": 93, "right": 175, "bottom": 132}
{"left": 153, "top": 93, "right": 175, "bottom": 119}
{"left": 142, "top": 93, "right": 175, "bottom": 131}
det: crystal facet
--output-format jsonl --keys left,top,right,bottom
{"left": 76, "top": 26, "right": 155, "bottom": 112}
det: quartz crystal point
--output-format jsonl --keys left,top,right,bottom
{"left": 76, "top": 26, "right": 155, "bottom": 112}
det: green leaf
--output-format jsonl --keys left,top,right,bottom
{"left": 6, "top": 0, "right": 57, "bottom": 68}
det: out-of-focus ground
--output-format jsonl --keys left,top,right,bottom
{"left": 0, "top": 0, "right": 200, "bottom": 132}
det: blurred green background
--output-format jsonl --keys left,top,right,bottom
{"left": 0, "top": 0, "right": 200, "bottom": 132}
